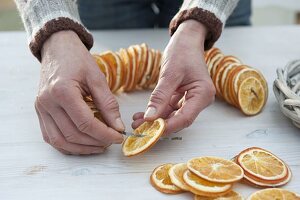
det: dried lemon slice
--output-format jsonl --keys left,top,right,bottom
{"left": 122, "top": 118, "right": 165, "bottom": 156}
{"left": 238, "top": 77, "right": 265, "bottom": 115}
{"left": 187, "top": 156, "right": 244, "bottom": 183}
{"left": 247, "top": 188, "right": 300, "bottom": 200}
{"left": 194, "top": 191, "right": 244, "bottom": 200}
{"left": 169, "top": 163, "right": 190, "bottom": 191}
{"left": 183, "top": 170, "right": 232, "bottom": 196}
{"left": 150, "top": 163, "right": 183, "bottom": 194}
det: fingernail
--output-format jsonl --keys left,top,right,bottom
{"left": 115, "top": 118, "right": 125, "bottom": 131}
{"left": 144, "top": 107, "right": 156, "bottom": 118}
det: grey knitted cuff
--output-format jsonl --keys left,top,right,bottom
{"left": 17, "top": 0, "right": 93, "bottom": 61}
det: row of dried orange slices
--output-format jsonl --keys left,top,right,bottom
{"left": 93, "top": 43, "right": 162, "bottom": 93}
{"left": 150, "top": 147, "right": 297, "bottom": 199}
{"left": 204, "top": 48, "right": 268, "bottom": 115}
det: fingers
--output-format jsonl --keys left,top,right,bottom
{"left": 48, "top": 106, "right": 107, "bottom": 147}
{"left": 86, "top": 71, "right": 125, "bottom": 132}
{"left": 132, "top": 92, "right": 184, "bottom": 129}
{"left": 35, "top": 101, "right": 50, "bottom": 143}
{"left": 44, "top": 82, "right": 124, "bottom": 144}
{"left": 165, "top": 83, "right": 215, "bottom": 135}
{"left": 36, "top": 101, "right": 105, "bottom": 155}
{"left": 132, "top": 112, "right": 144, "bottom": 120}
{"left": 144, "top": 74, "right": 181, "bottom": 121}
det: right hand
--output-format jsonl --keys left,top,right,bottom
{"left": 35, "top": 31, "right": 124, "bottom": 155}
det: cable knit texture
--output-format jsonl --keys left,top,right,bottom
{"left": 170, "top": 0, "right": 239, "bottom": 50}
{"left": 14, "top": 0, "right": 93, "bottom": 61}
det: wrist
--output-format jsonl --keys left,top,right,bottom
{"left": 172, "top": 20, "right": 207, "bottom": 51}
{"left": 41, "top": 30, "right": 81, "bottom": 57}
{"left": 175, "top": 20, "right": 207, "bottom": 46}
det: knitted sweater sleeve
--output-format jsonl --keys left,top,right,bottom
{"left": 169, "top": 0, "right": 239, "bottom": 50}
{"left": 14, "top": 0, "right": 93, "bottom": 61}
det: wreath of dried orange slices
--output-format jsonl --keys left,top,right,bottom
{"left": 149, "top": 147, "right": 297, "bottom": 199}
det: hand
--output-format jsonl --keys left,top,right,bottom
{"left": 35, "top": 31, "right": 124, "bottom": 155}
{"left": 132, "top": 20, "right": 216, "bottom": 134}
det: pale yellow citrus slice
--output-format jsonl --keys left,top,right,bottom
{"left": 168, "top": 163, "right": 190, "bottom": 191}
{"left": 237, "top": 147, "right": 288, "bottom": 181}
{"left": 183, "top": 170, "right": 232, "bottom": 195}
{"left": 122, "top": 118, "right": 165, "bottom": 156}
{"left": 238, "top": 77, "right": 265, "bottom": 115}
{"left": 187, "top": 156, "right": 244, "bottom": 183}
{"left": 247, "top": 188, "right": 300, "bottom": 200}
{"left": 150, "top": 163, "right": 183, "bottom": 194}
{"left": 194, "top": 191, "right": 244, "bottom": 200}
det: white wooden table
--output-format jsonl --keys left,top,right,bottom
{"left": 0, "top": 26, "right": 300, "bottom": 199}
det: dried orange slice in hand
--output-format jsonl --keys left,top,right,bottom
{"left": 187, "top": 156, "right": 244, "bottom": 183}
{"left": 238, "top": 77, "right": 265, "bottom": 115}
{"left": 237, "top": 147, "right": 288, "bottom": 183}
{"left": 168, "top": 163, "right": 190, "bottom": 191}
{"left": 150, "top": 163, "right": 183, "bottom": 194}
{"left": 194, "top": 190, "right": 244, "bottom": 200}
{"left": 122, "top": 118, "right": 165, "bottom": 156}
{"left": 183, "top": 170, "right": 232, "bottom": 197}
{"left": 247, "top": 188, "right": 300, "bottom": 200}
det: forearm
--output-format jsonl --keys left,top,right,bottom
{"left": 14, "top": 0, "right": 93, "bottom": 61}
{"left": 170, "top": 0, "right": 239, "bottom": 50}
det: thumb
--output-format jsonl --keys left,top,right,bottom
{"left": 87, "top": 72, "right": 125, "bottom": 132}
{"left": 144, "top": 75, "right": 180, "bottom": 121}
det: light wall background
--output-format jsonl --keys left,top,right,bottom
{"left": 1, "top": 0, "right": 300, "bottom": 31}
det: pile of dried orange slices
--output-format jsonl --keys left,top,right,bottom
{"left": 205, "top": 48, "right": 268, "bottom": 115}
{"left": 150, "top": 147, "right": 297, "bottom": 199}
{"left": 93, "top": 43, "right": 161, "bottom": 93}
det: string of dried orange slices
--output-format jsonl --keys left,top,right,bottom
{"left": 150, "top": 147, "right": 298, "bottom": 199}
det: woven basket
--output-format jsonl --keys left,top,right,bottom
{"left": 273, "top": 60, "right": 300, "bottom": 128}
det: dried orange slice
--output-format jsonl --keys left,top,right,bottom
{"left": 238, "top": 77, "right": 265, "bottom": 115}
{"left": 194, "top": 191, "right": 244, "bottom": 200}
{"left": 187, "top": 156, "right": 244, "bottom": 183}
{"left": 237, "top": 147, "right": 288, "bottom": 182}
{"left": 183, "top": 170, "right": 232, "bottom": 196}
{"left": 247, "top": 188, "right": 300, "bottom": 200}
{"left": 140, "top": 48, "right": 153, "bottom": 88}
{"left": 93, "top": 54, "right": 113, "bottom": 89}
{"left": 127, "top": 46, "right": 138, "bottom": 91}
{"left": 150, "top": 163, "right": 183, "bottom": 194}
{"left": 168, "top": 163, "right": 190, "bottom": 191}
{"left": 243, "top": 165, "right": 292, "bottom": 188}
{"left": 122, "top": 118, "right": 165, "bottom": 156}
{"left": 118, "top": 48, "right": 131, "bottom": 91}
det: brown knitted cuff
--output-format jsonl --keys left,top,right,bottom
{"left": 29, "top": 17, "right": 93, "bottom": 62}
{"left": 169, "top": 7, "right": 222, "bottom": 51}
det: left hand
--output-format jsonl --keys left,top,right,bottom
{"left": 132, "top": 20, "right": 216, "bottom": 135}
